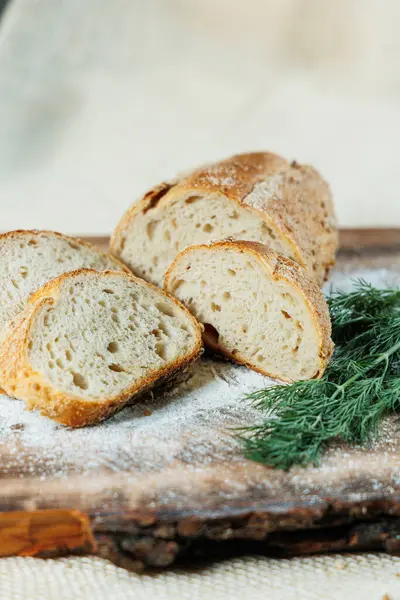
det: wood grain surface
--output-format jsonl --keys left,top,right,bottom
{"left": 0, "top": 229, "right": 400, "bottom": 571}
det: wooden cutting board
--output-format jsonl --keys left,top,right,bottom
{"left": 1, "top": 229, "right": 400, "bottom": 571}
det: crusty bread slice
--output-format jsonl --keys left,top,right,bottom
{"left": 0, "top": 269, "right": 202, "bottom": 427}
{"left": 165, "top": 241, "right": 333, "bottom": 382}
{"left": 110, "top": 152, "right": 337, "bottom": 288}
{"left": 0, "top": 230, "right": 129, "bottom": 341}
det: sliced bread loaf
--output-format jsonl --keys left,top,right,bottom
{"left": 110, "top": 152, "right": 337, "bottom": 288}
{"left": 165, "top": 241, "right": 333, "bottom": 382}
{"left": 0, "top": 269, "right": 202, "bottom": 426}
{"left": 0, "top": 230, "right": 129, "bottom": 341}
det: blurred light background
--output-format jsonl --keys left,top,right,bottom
{"left": 0, "top": 0, "right": 399, "bottom": 234}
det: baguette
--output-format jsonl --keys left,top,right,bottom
{"left": 111, "top": 152, "right": 337, "bottom": 287}
{"left": 165, "top": 240, "right": 333, "bottom": 382}
{"left": 0, "top": 269, "right": 202, "bottom": 426}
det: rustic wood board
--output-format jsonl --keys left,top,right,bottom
{"left": 1, "top": 229, "right": 400, "bottom": 571}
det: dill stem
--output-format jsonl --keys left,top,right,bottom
{"left": 330, "top": 338, "right": 400, "bottom": 401}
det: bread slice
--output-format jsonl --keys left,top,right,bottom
{"left": 165, "top": 241, "right": 333, "bottom": 382}
{"left": 0, "top": 230, "right": 130, "bottom": 342}
{"left": 0, "top": 269, "right": 202, "bottom": 426}
{"left": 110, "top": 152, "right": 337, "bottom": 288}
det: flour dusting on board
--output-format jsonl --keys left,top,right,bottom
{"left": 0, "top": 266, "right": 399, "bottom": 490}
{"left": 0, "top": 357, "right": 269, "bottom": 478}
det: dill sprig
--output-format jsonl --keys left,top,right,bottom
{"left": 240, "top": 281, "right": 400, "bottom": 470}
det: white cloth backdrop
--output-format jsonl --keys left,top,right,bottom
{"left": 0, "top": 1, "right": 400, "bottom": 598}
{"left": 0, "top": 554, "right": 400, "bottom": 600}
{"left": 0, "top": 0, "right": 399, "bottom": 233}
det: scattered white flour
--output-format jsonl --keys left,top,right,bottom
{"left": 201, "top": 164, "right": 238, "bottom": 188}
{"left": 0, "top": 266, "right": 399, "bottom": 492}
{"left": 205, "top": 174, "right": 236, "bottom": 187}
{"left": 243, "top": 175, "right": 284, "bottom": 209}
{"left": 324, "top": 266, "right": 400, "bottom": 294}
{"left": 0, "top": 357, "right": 270, "bottom": 478}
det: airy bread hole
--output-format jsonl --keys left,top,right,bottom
{"left": 19, "top": 266, "right": 28, "bottom": 278}
{"left": 72, "top": 372, "right": 88, "bottom": 390}
{"left": 103, "top": 289, "right": 115, "bottom": 295}
{"left": 146, "top": 221, "right": 157, "bottom": 241}
{"left": 28, "top": 239, "right": 38, "bottom": 246}
{"left": 228, "top": 269, "right": 236, "bottom": 276}
{"left": 164, "top": 230, "right": 171, "bottom": 242}
{"left": 152, "top": 256, "right": 159, "bottom": 266}
{"left": 111, "top": 312, "right": 120, "bottom": 324}
{"left": 211, "top": 302, "right": 221, "bottom": 312}
{"left": 56, "top": 358, "right": 64, "bottom": 368}
{"left": 99, "top": 300, "right": 106, "bottom": 307}
{"left": 281, "top": 310, "right": 292, "bottom": 319}
{"left": 223, "top": 292, "right": 231, "bottom": 300}
{"left": 46, "top": 342, "right": 54, "bottom": 358}
{"left": 203, "top": 323, "right": 219, "bottom": 344}
{"left": 242, "top": 325, "right": 248, "bottom": 333}
{"left": 108, "top": 363, "right": 126, "bottom": 373}
{"left": 67, "top": 241, "right": 79, "bottom": 250}
{"left": 185, "top": 196, "right": 200, "bottom": 205}
{"left": 107, "top": 341, "right": 119, "bottom": 354}
{"left": 262, "top": 222, "right": 276, "bottom": 240}
{"left": 203, "top": 223, "right": 213, "bottom": 233}
{"left": 230, "top": 211, "right": 239, "bottom": 219}
{"left": 257, "top": 355, "right": 265, "bottom": 362}
{"left": 158, "top": 322, "right": 169, "bottom": 335}
{"left": 155, "top": 302, "right": 175, "bottom": 317}
{"left": 201, "top": 280, "right": 207, "bottom": 287}
{"left": 155, "top": 341, "right": 167, "bottom": 360}
{"left": 11, "top": 279, "right": 19, "bottom": 289}
{"left": 65, "top": 350, "right": 72, "bottom": 361}
{"left": 171, "top": 279, "right": 184, "bottom": 294}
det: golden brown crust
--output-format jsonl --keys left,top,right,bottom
{"left": 110, "top": 152, "right": 337, "bottom": 285}
{"left": 0, "top": 269, "right": 202, "bottom": 427}
{"left": 165, "top": 240, "right": 333, "bottom": 382}
{"left": 0, "top": 229, "right": 131, "bottom": 275}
